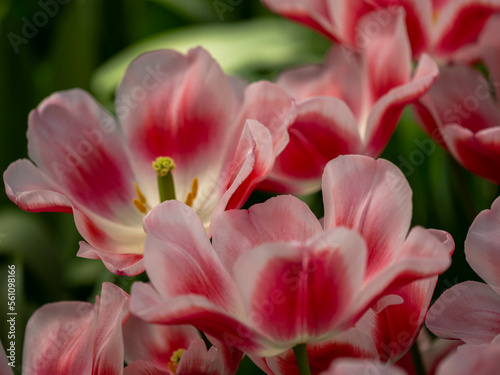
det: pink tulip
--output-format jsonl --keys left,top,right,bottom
{"left": 22, "top": 282, "right": 241, "bottom": 375}
{"left": 22, "top": 282, "right": 129, "bottom": 374}
{"left": 427, "top": 196, "right": 500, "bottom": 343}
{"left": 3, "top": 47, "right": 295, "bottom": 276}
{"left": 247, "top": 262, "right": 454, "bottom": 374}
{"left": 261, "top": 0, "right": 500, "bottom": 61}
{"left": 130, "top": 155, "right": 452, "bottom": 358}
{"left": 413, "top": 62, "right": 500, "bottom": 184}
{"left": 260, "top": 9, "right": 439, "bottom": 194}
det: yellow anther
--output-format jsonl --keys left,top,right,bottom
{"left": 185, "top": 192, "right": 194, "bottom": 207}
{"left": 184, "top": 177, "right": 199, "bottom": 207}
{"left": 134, "top": 182, "right": 147, "bottom": 204}
{"left": 167, "top": 348, "right": 186, "bottom": 374}
{"left": 132, "top": 182, "right": 150, "bottom": 214}
{"left": 191, "top": 177, "right": 198, "bottom": 199}
{"left": 152, "top": 156, "right": 176, "bottom": 177}
{"left": 133, "top": 198, "right": 148, "bottom": 214}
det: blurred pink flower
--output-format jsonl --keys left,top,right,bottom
{"left": 260, "top": 8, "right": 438, "bottom": 194}
{"left": 261, "top": 0, "right": 500, "bottom": 61}
{"left": 130, "top": 155, "right": 452, "bottom": 358}
{"left": 22, "top": 282, "right": 241, "bottom": 375}
{"left": 3, "top": 47, "right": 295, "bottom": 276}
{"left": 426, "top": 196, "right": 500, "bottom": 344}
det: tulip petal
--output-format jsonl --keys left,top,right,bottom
{"left": 22, "top": 301, "right": 96, "bottom": 374}
{"left": 432, "top": 0, "right": 500, "bottom": 57}
{"left": 124, "top": 361, "right": 169, "bottom": 375}
{"left": 212, "top": 195, "right": 323, "bottom": 275}
{"left": 322, "top": 155, "right": 412, "bottom": 277}
{"left": 262, "top": 97, "right": 362, "bottom": 194}
{"left": 365, "top": 54, "right": 439, "bottom": 157}
{"left": 466, "top": 197, "right": 500, "bottom": 292}
{"left": 426, "top": 281, "right": 500, "bottom": 344}
{"left": 322, "top": 359, "right": 407, "bottom": 375}
{"left": 0, "top": 340, "right": 14, "bottom": 375}
{"left": 143, "top": 200, "right": 238, "bottom": 311}
{"left": 233, "top": 228, "right": 367, "bottom": 345}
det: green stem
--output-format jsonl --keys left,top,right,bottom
{"left": 293, "top": 344, "right": 311, "bottom": 375}
{"left": 410, "top": 341, "right": 426, "bottom": 375}
{"left": 158, "top": 173, "right": 176, "bottom": 203}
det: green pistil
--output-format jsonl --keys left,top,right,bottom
{"left": 293, "top": 344, "right": 311, "bottom": 375}
{"left": 152, "top": 157, "right": 176, "bottom": 203}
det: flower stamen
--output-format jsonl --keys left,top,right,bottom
{"left": 152, "top": 156, "right": 176, "bottom": 203}
{"left": 185, "top": 177, "right": 199, "bottom": 207}
{"left": 132, "top": 182, "right": 150, "bottom": 214}
{"left": 167, "top": 348, "right": 186, "bottom": 374}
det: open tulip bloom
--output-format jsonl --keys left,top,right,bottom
{"left": 3, "top": 47, "right": 296, "bottom": 276}
{"left": 130, "top": 155, "right": 452, "bottom": 364}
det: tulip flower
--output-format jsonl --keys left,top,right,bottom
{"left": 3, "top": 47, "right": 295, "bottom": 275}
{"left": 22, "top": 282, "right": 241, "bottom": 375}
{"left": 426, "top": 196, "right": 500, "bottom": 343}
{"left": 260, "top": 9, "right": 439, "bottom": 194}
{"left": 261, "top": 0, "right": 500, "bottom": 61}
{"left": 130, "top": 155, "right": 452, "bottom": 364}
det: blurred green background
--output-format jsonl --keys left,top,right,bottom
{"left": 0, "top": 0, "right": 497, "bottom": 373}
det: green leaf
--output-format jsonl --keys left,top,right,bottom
{"left": 91, "top": 17, "right": 328, "bottom": 104}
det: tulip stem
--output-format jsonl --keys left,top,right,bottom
{"left": 293, "top": 344, "right": 311, "bottom": 375}
{"left": 410, "top": 341, "right": 426, "bottom": 375}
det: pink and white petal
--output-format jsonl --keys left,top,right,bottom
{"left": 233, "top": 228, "right": 367, "bottom": 345}
{"left": 92, "top": 283, "right": 130, "bottom": 375}
{"left": 176, "top": 339, "right": 241, "bottom": 375}
{"left": 124, "top": 361, "right": 170, "bottom": 375}
{"left": 321, "top": 359, "right": 407, "bottom": 375}
{"left": 27, "top": 89, "right": 139, "bottom": 223}
{"left": 251, "top": 325, "right": 379, "bottom": 375}
{"left": 435, "top": 340, "right": 500, "bottom": 375}
{"left": 4, "top": 159, "right": 72, "bottom": 213}
{"left": 212, "top": 195, "right": 322, "bottom": 275}
{"left": 232, "top": 81, "right": 296, "bottom": 156}
{"left": 364, "top": 54, "right": 439, "bottom": 157}
{"left": 143, "top": 200, "right": 239, "bottom": 312}
{"left": 348, "top": 226, "right": 452, "bottom": 327}
{"left": 432, "top": 0, "right": 500, "bottom": 58}
{"left": 322, "top": 155, "right": 412, "bottom": 277}
{"left": 276, "top": 47, "right": 364, "bottom": 119}
{"left": 371, "top": 0, "right": 432, "bottom": 57}
{"left": 77, "top": 242, "right": 145, "bottom": 276}
{"left": 209, "top": 120, "right": 276, "bottom": 232}
{"left": 0, "top": 340, "right": 14, "bottom": 375}
{"left": 417, "top": 64, "right": 500, "bottom": 134}
{"left": 426, "top": 281, "right": 500, "bottom": 344}
{"left": 361, "top": 8, "right": 412, "bottom": 104}
{"left": 443, "top": 126, "right": 500, "bottom": 184}
{"left": 261, "top": 0, "right": 340, "bottom": 42}
{"left": 22, "top": 301, "right": 97, "bottom": 375}
{"left": 130, "top": 282, "right": 273, "bottom": 356}
{"left": 117, "top": 47, "right": 234, "bottom": 206}
{"left": 123, "top": 315, "right": 199, "bottom": 369}
{"left": 330, "top": 0, "right": 374, "bottom": 48}
{"left": 466, "top": 196, "right": 500, "bottom": 292}
{"left": 262, "top": 97, "right": 362, "bottom": 194}
{"left": 205, "top": 337, "right": 243, "bottom": 375}
{"left": 371, "top": 277, "right": 438, "bottom": 362}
